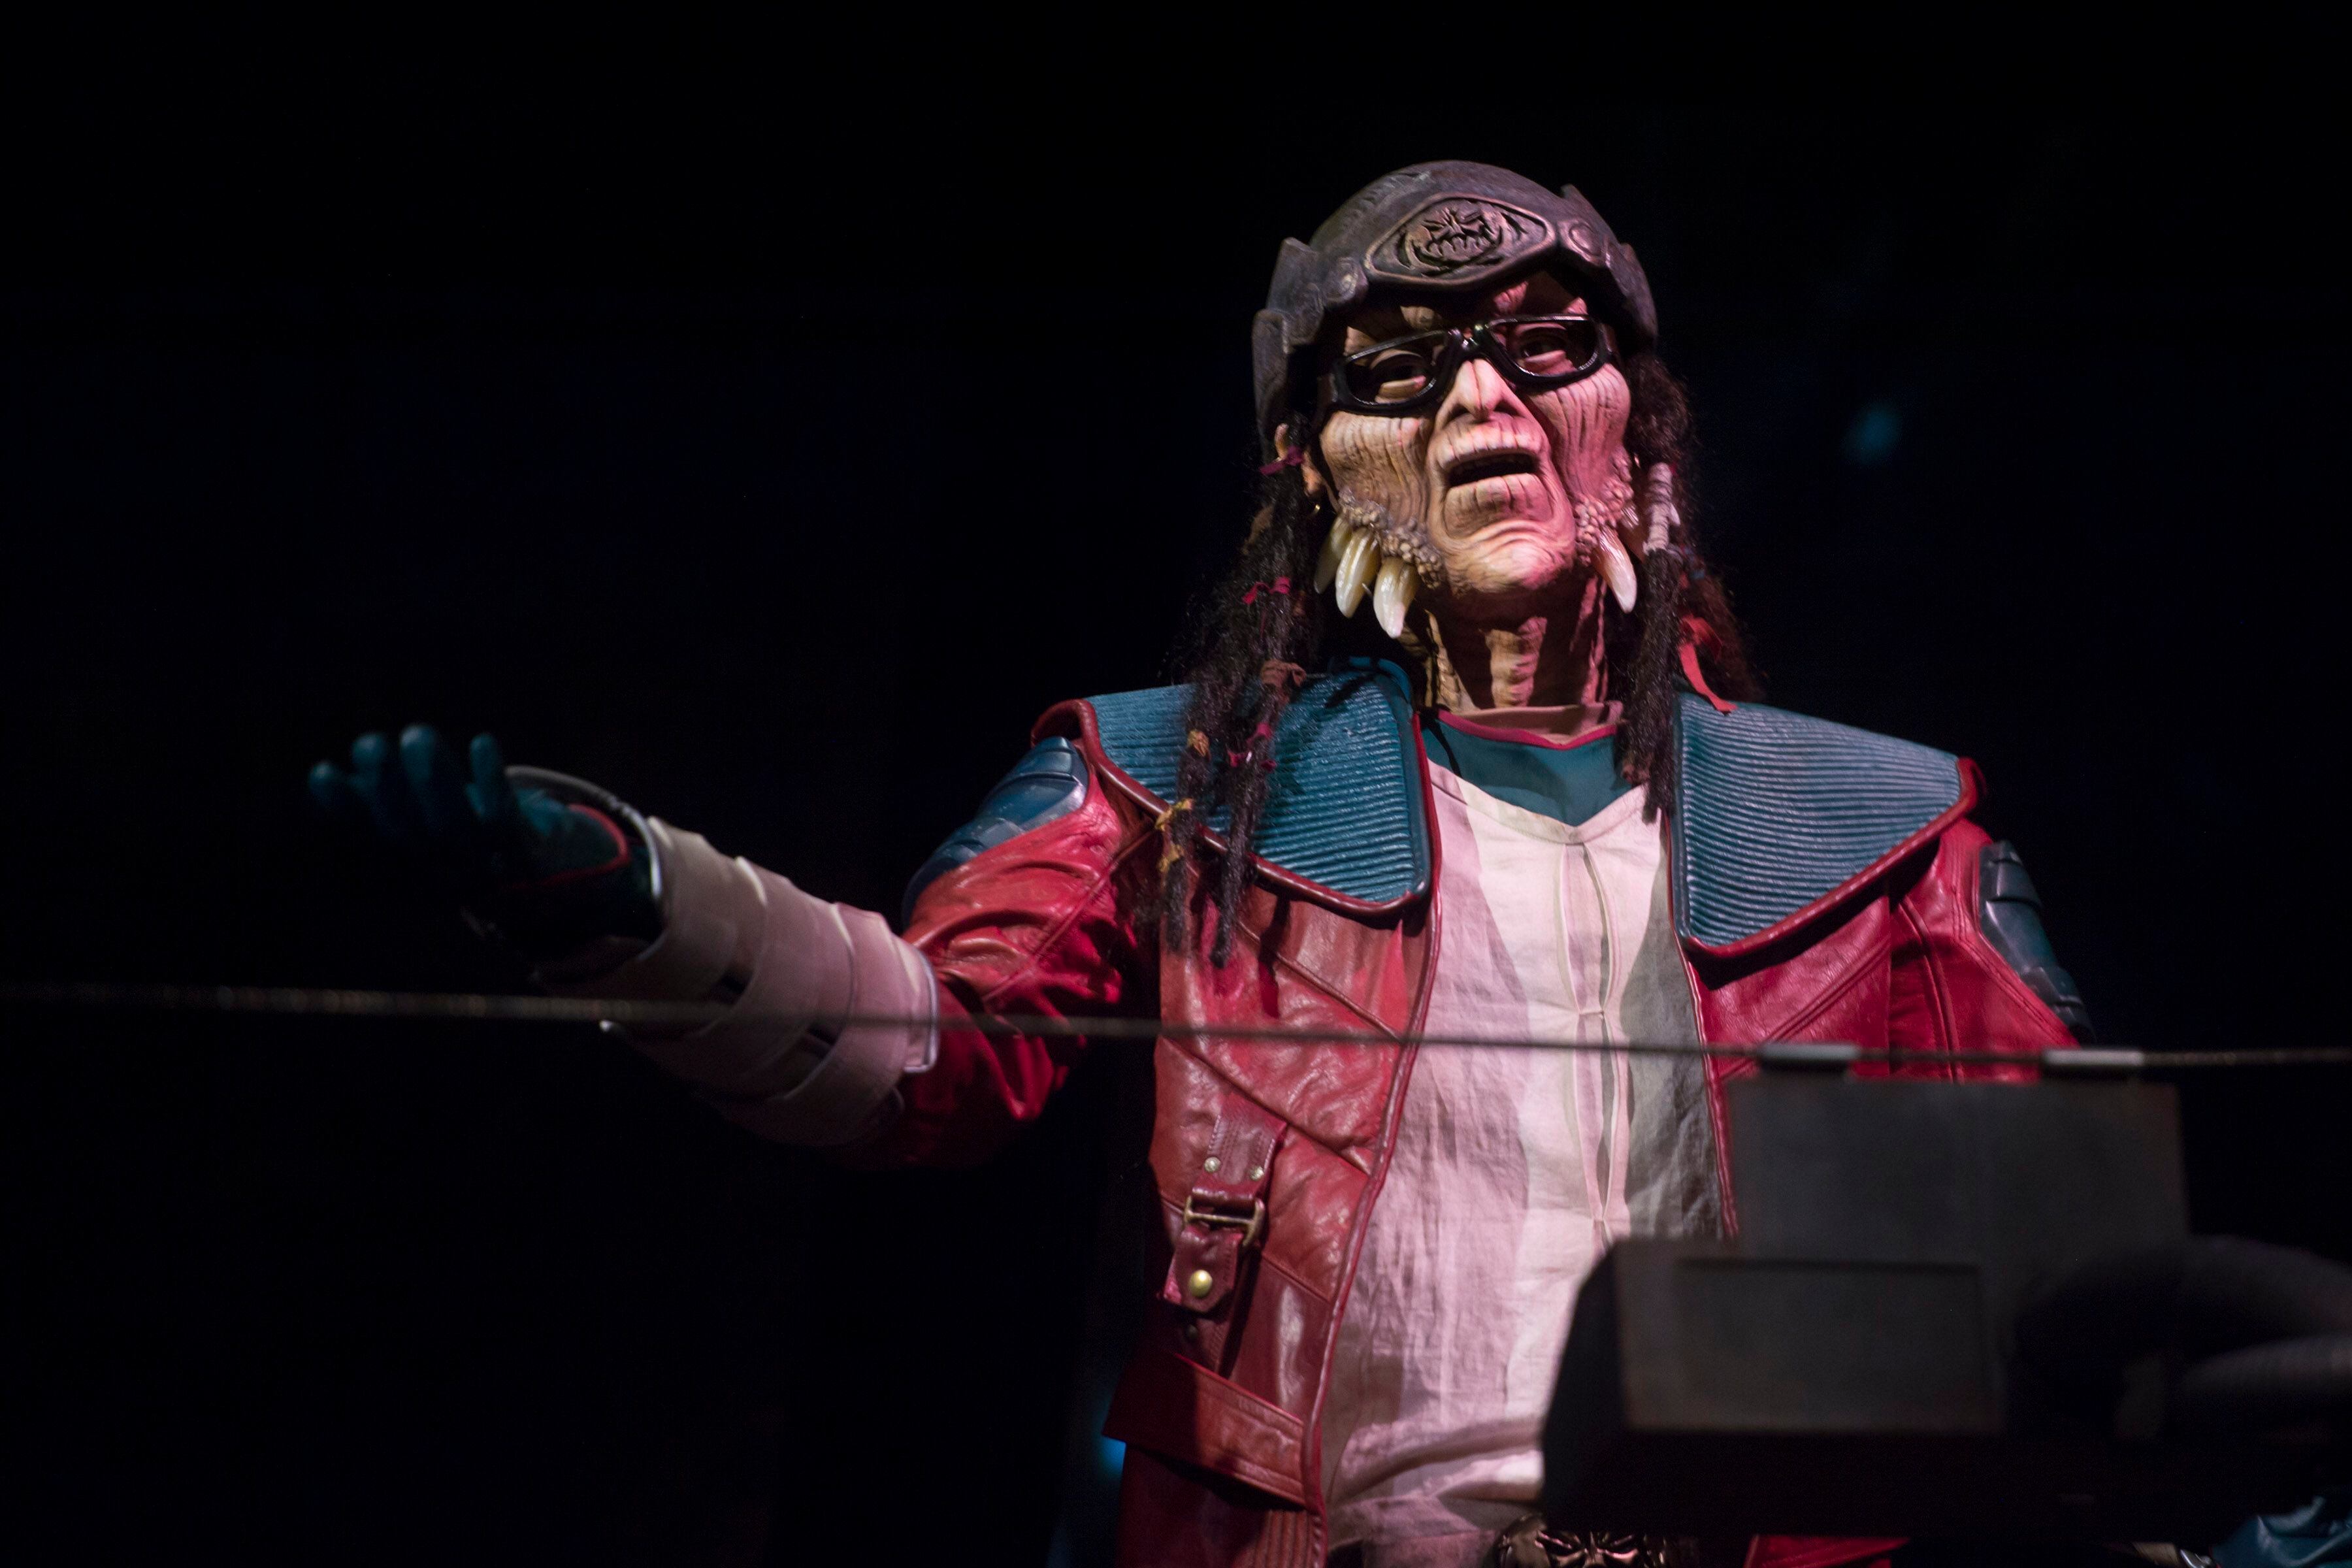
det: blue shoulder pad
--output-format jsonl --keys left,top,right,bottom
{"left": 1674, "top": 694, "right": 1969, "bottom": 953}
{"left": 902, "top": 736, "right": 1090, "bottom": 926}
{"left": 1087, "top": 659, "right": 1430, "bottom": 910}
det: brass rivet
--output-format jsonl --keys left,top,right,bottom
{"left": 1185, "top": 1267, "right": 1215, "bottom": 1299}
{"left": 1202, "top": 1156, "right": 1221, "bottom": 1173}
{"left": 1247, "top": 1165, "right": 1266, "bottom": 1182}
{"left": 1181, "top": 1320, "right": 1198, "bottom": 1341}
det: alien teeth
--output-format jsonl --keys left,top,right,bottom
{"left": 1372, "top": 557, "right": 1417, "bottom": 638}
{"left": 1593, "top": 529, "right": 1639, "bottom": 613}
{"left": 1333, "top": 529, "right": 1380, "bottom": 617}
{"left": 1314, "top": 519, "right": 1356, "bottom": 595}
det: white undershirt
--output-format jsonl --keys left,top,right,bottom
{"left": 1320, "top": 763, "right": 1722, "bottom": 1551}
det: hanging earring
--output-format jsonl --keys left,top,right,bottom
{"left": 1638, "top": 462, "right": 1680, "bottom": 558}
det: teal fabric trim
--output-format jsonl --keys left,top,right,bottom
{"left": 1420, "top": 718, "right": 1631, "bottom": 828}
{"left": 1673, "top": 694, "right": 1966, "bottom": 951}
{"left": 1087, "top": 659, "right": 1431, "bottom": 908}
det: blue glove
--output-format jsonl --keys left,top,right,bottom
{"left": 310, "top": 727, "right": 659, "bottom": 957}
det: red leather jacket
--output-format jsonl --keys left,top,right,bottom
{"left": 874, "top": 680, "right": 2079, "bottom": 1568}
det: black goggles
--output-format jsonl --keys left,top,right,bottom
{"left": 1328, "top": 315, "right": 1616, "bottom": 416}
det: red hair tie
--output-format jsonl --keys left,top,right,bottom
{"left": 1678, "top": 615, "right": 1737, "bottom": 714}
{"left": 1241, "top": 578, "right": 1294, "bottom": 607}
{"left": 1257, "top": 448, "right": 1307, "bottom": 475}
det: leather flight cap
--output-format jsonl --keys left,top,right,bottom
{"left": 1251, "top": 161, "right": 1658, "bottom": 451}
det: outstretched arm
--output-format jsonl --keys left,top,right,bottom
{"left": 311, "top": 725, "right": 1154, "bottom": 1159}
{"left": 312, "top": 725, "right": 934, "bottom": 1147}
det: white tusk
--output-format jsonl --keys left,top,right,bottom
{"left": 1333, "top": 530, "right": 1380, "bottom": 617}
{"left": 1593, "top": 529, "right": 1639, "bottom": 614}
{"left": 1313, "top": 519, "right": 1356, "bottom": 595}
{"left": 1372, "top": 557, "right": 1418, "bottom": 639}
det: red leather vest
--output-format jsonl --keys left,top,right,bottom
{"left": 883, "top": 695, "right": 2075, "bottom": 1568}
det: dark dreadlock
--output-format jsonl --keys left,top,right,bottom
{"left": 1162, "top": 349, "right": 1757, "bottom": 965}
{"left": 1611, "top": 351, "right": 1761, "bottom": 809}
{"left": 1156, "top": 454, "right": 1325, "bottom": 965}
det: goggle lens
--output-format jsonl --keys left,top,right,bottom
{"left": 1335, "top": 317, "right": 1611, "bottom": 410}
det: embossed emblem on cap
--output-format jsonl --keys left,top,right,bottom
{"left": 1409, "top": 203, "right": 1509, "bottom": 269}
{"left": 1370, "top": 196, "right": 1550, "bottom": 283}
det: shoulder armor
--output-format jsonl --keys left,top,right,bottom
{"left": 1978, "top": 841, "right": 2095, "bottom": 1041}
{"left": 1085, "top": 659, "right": 1431, "bottom": 912}
{"left": 902, "top": 736, "right": 1089, "bottom": 925}
{"left": 1673, "top": 694, "right": 1974, "bottom": 955}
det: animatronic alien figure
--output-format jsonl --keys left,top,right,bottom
{"left": 315, "top": 163, "right": 2095, "bottom": 1568}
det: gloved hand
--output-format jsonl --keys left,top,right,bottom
{"left": 310, "top": 726, "right": 660, "bottom": 958}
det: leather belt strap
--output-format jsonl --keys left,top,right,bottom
{"left": 1163, "top": 1090, "right": 1286, "bottom": 1339}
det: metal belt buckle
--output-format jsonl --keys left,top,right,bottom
{"left": 1488, "top": 1520, "right": 1680, "bottom": 1568}
{"left": 1181, "top": 1192, "right": 1267, "bottom": 1249}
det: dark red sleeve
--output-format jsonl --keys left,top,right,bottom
{"left": 849, "top": 776, "right": 1158, "bottom": 1168}
{"left": 1887, "top": 817, "right": 2076, "bottom": 1078}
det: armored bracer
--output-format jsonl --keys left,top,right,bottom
{"left": 542, "top": 814, "right": 939, "bottom": 1147}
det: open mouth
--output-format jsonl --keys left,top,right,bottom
{"left": 1443, "top": 449, "right": 1542, "bottom": 487}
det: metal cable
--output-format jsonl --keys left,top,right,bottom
{"left": 5, "top": 981, "right": 2349, "bottom": 1072}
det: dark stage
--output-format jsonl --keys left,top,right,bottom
{"left": 5, "top": 86, "right": 2347, "bottom": 1562}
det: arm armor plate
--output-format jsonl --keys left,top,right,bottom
{"left": 1978, "top": 841, "right": 2095, "bottom": 1043}
{"left": 901, "top": 736, "right": 1089, "bottom": 926}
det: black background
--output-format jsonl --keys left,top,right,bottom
{"left": 5, "top": 70, "right": 2349, "bottom": 1564}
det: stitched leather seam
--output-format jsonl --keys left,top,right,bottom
{"left": 1119, "top": 1341, "right": 1307, "bottom": 1433}
{"left": 1169, "top": 1045, "right": 1372, "bottom": 1181}
{"left": 1166, "top": 916, "right": 1397, "bottom": 1169}
{"left": 964, "top": 815, "right": 1158, "bottom": 1015}
{"left": 1243, "top": 926, "right": 1395, "bottom": 1040}
{"left": 1748, "top": 924, "right": 1896, "bottom": 1043}
{"left": 1968, "top": 924, "right": 2074, "bottom": 1040}
{"left": 1895, "top": 898, "right": 1961, "bottom": 1079}
{"left": 1112, "top": 1345, "right": 1307, "bottom": 1503}
{"left": 1186, "top": 1368, "right": 1303, "bottom": 1443}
